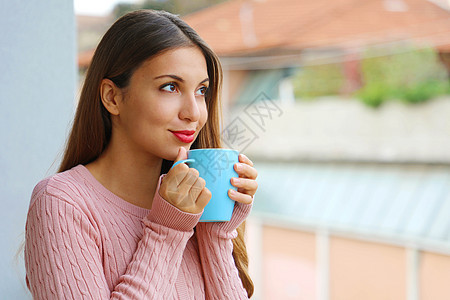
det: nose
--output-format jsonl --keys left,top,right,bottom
{"left": 179, "top": 93, "right": 200, "bottom": 122}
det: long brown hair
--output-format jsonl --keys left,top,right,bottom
{"left": 59, "top": 10, "right": 253, "bottom": 297}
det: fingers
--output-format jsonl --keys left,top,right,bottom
{"left": 238, "top": 153, "right": 253, "bottom": 167}
{"left": 232, "top": 153, "right": 258, "bottom": 202}
{"left": 161, "top": 152, "right": 257, "bottom": 213}
{"left": 228, "top": 189, "right": 253, "bottom": 204}
{"left": 196, "top": 186, "right": 212, "bottom": 208}
{"left": 174, "top": 147, "right": 188, "bottom": 163}
{"left": 234, "top": 162, "right": 258, "bottom": 180}
{"left": 231, "top": 177, "right": 258, "bottom": 196}
{"left": 160, "top": 162, "right": 210, "bottom": 214}
{"left": 188, "top": 176, "right": 206, "bottom": 202}
{"left": 166, "top": 163, "right": 190, "bottom": 191}
{"left": 177, "top": 168, "right": 200, "bottom": 194}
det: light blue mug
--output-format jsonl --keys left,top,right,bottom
{"left": 171, "top": 148, "right": 239, "bottom": 222}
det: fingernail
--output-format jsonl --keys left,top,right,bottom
{"left": 235, "top": 163, "right": 242, "bottom": 171}
{"left": 233, "top": 178, "right": 240, "bottom": 184}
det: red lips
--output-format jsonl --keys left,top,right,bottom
{"left": 170, "top": 130, "right": 196, "bottom": 143}
{"left": 171, "top": 130, "right": 196, "bottom": 135}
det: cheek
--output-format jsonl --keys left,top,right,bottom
{"left": 200, "top": 102, "right": 208, "bottom": 127}
{"left": 122, "top": 102, "right": 167, "bottom": 137}
{"left": 144, "top": 98, "right": 181, "bottom": 125}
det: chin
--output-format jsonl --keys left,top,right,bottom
{"left": 164, "top": 145, "right": 191, "bottom": 161}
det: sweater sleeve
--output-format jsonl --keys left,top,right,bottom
{"left": 195, "top": 202, "right": 253, "bottom": 300}
{"left": 25, "top": 175, "right": 202, "bottom": 300}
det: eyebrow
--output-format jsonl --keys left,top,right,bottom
{"left": 154, "top": 74, "right": 209, "bottom": 84}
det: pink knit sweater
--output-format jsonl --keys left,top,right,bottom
{"left": 24, "top": 165, "right": 251, "bottom": 299}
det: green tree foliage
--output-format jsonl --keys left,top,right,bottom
{"left": 292, "top": 62, "right": 345, "bottom": 99}
{"left": 356, "top": 47, "right": 450, "bottom": 108}
{"left": 292, "top": 47, "right": 449, "bottom": 108}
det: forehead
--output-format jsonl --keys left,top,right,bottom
{"left": 136, "top": 46, "right": 209, "bottom": 80}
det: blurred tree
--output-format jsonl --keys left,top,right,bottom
{"left": 113, "top": 0, "right": 227, "bottom": 18}
{"left": 356, "top": 47, "right": 450, "bottom": 108}
{"left": 292, "top": 46, "right": 450, "bottom": 108}
{"left": 292, "top": 62, "right": 345, "bottom": 99}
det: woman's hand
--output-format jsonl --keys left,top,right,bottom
{"left": 159, "top": 147, "right": 212, "bottom": 214}
{"left": 229, "top": 153, "right": 258, "bottom": 204}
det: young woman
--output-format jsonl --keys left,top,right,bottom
{"left": 24, "top": 10, "right": 258, "bottom": 299}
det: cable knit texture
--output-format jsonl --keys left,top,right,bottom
{"left": 24, "top": 165, "right": 252, "bottom": 299}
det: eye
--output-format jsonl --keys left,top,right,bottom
{"left": 195, "top": 86, "right": 208, "bottom": 97}
{"left": 160, "top": 83, "right": 178, "bottom": 93}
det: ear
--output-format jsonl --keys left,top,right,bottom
{"left": 100, "top": 78, "right": 123, "bottom": 116}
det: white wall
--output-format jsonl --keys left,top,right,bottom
{"left": 230, "top": 96, "right": 450, "bottom": 163}
{"left": 0, "top": 1, "right": 76, "bottom": 297}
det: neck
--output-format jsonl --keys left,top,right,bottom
{"left": 86, "top": 141, "right": 163, "bottom": 210}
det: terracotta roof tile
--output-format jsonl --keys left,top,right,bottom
{"left": 183, "top": 0, "right": 450, "bottom": 55}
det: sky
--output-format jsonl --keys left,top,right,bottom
{"left": 74, "top": 0, "right": 139, "bottom": 16}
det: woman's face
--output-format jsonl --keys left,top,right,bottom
{"left": 113, "top": 46, "right": 209, "bottom": 162}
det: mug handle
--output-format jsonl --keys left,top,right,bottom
{"left": 171, "top": 158, "right": 195, "bottom": 169}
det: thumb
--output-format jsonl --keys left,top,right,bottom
{"left": 174, "top": 147, "right": 188, "bottom": 163}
